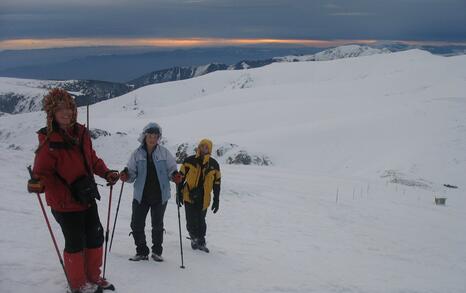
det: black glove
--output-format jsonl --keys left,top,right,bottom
{"left": 211, "top": 195, "right": 219, "bottom": 213}
{"left": 105, "top": 170, "right": 120, "bottom": 186}
{"left": 28, "top": 178, "right": 45, "bottom": 193}
{"left": 171, "top": 171, "right": 184, "bottom": 184}
{"left": 120, "top": 167, "right": 129, "bottom": 182}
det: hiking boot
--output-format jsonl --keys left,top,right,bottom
{"left": 190, "top": 238, "right": 199, "bottom": 250}
{"left": 94, "top": 278, "right": 115, "bottom": 291}
{"left": 151, "top": 253, "right": 164, "bottom": 262}
{"left": 128, "top": 254, "right": 149, "bottom": 261}
{"left": 197, "top": 243, "right": 210, "bottom": 253}
{"left": 70, "top": 283, "right": 102, "bottom": 293}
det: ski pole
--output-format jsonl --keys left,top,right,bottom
{"left": 176, "top": 187, "right": 185, "bottom": 269}
{"left": 109, "top": 180, "right": 125, "bottom": 253}
{"left": 177, "top": 204, "right": 185, "bottom": 269}
{"left": 103, "top": 184, "right": 113, "bottom": 279}
{"left": 27, "top": 166, "right": 72, "bottom": 291}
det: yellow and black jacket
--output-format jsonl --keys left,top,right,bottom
{"left": 179, "top": 139, "right": 221, "bottom": 210}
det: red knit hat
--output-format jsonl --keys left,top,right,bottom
{"left": 42, "top": 88, "right": 77, "bottom": 137}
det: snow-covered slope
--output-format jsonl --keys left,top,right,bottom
{"left": 1, "top": 50, "right": 466, "bottom": 293}
{"left": 275, "top": 44, "right": 391, "bottom": 62}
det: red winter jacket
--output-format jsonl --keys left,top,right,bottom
{"left": 33, "top": 123, "right": 110, "bottom": 212}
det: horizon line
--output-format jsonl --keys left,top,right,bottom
{"left": 0, "top": 37, "right": 375, "bottom": 50}
{"left": 1, "top": 37, "right": 464, "bottom": 51}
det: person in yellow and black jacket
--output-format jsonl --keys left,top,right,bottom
{"left": 176, "top": 139, "right": 221, "bottom": 253}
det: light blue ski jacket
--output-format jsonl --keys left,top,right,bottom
{"left": 125, "top": 122, "right": 178, "bottom": 204}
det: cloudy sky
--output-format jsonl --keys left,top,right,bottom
{"left": 0, "top": 0, "right": 465, "bottom": 49}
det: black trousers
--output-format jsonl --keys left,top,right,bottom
{"left": 51, "top": 202, "right": 104, "bottom": 253}
{"left": 184, "top": 200, "right": 207, "bottom": 245}
{"left": 130, "top": 199, "right": 167, "bottom": 256}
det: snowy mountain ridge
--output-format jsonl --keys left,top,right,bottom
{"left": 274, "top": 45, "right": 391, "bottom": 62}
{"left": 0, "top": 78, "right": 130, "bottom": 114}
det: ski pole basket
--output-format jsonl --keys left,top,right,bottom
{"left": 434, "top": 197, "right": 447, "bottom": 205}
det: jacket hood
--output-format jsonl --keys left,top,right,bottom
{"left": 195, "top": 138, "right": 213, "bottom": 165}
{"left": 138, "top": 122, "right": 163, "bottom": 144}
{"left": 196, "top": 138, "right": 213, "bottom": 155}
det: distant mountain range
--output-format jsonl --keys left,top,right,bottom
{"left": 0, "top": 45, "right": 393, "bottom": 114}
{"left": 273, "top": 45, "right": 391, "bottom": 62}
{"left": 0, "top": 46, "right": 322, "bottom": 82}
{"left": 1, "top": 43, "right": 461, "bottom": 115}
{"left": 2, "top": 43, "right": 464, "bottom": 83}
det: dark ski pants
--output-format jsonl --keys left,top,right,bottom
{"left": 51, "top": 202, "right": 104, "bottom": 253}
{"left": 184, "top": 200, "right": 207, "bottom": 245}
{"left": 130, "top": 199, "right": 167, "bottom": 256}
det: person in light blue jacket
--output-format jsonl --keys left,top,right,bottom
{"left": 120, "top": 122, "right": 183, "bottom": 261}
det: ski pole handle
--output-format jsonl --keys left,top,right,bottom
{"left": 27, "top": 165, "right": 33, "bottom": 179}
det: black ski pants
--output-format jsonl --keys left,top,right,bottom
{"left": 51, "top": 202, "right": 104, "bottom": 253}
{"left": 184, "top": 199, "right": 207, "bottom": 245}
{"left": 130, "top": 199, "right": 167, "bottom": 256}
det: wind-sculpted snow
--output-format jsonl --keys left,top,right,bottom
{"left": 174, "top": 142, "right": 271, "bottom": 166}
{"left": 381, "top": 170, "right": 432, "bottom": 189}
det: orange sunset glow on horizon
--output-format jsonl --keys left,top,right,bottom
{"left": 1, "top": 37, "right": 464, "bottom": 51}
{"left": 0, "top": 37, "right": 380, "bottom": 50}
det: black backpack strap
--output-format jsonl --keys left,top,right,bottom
{"left": 78, "top": 127, "right": 93, "bottom": 177}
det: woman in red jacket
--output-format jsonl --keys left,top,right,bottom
{"left": 30, "top": 88, "right": 119, "bottom": 293}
